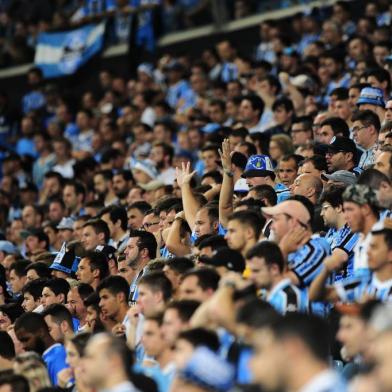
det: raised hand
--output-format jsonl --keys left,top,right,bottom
{"left": 176, "top": 161, "right": 196, "bottom": 188}
{"left": 219, "top": 138, "right": 233, "bottom": 172}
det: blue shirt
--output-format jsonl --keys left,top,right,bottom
{"left": 274, "top": 183, "right": 290, "bottom": 203}
{"left": 135, "top": 362, "right": 176, "bottom": 392}
{"left": 220, "top": 62, "right": 238, "bottom": 83}
{"left": 166, "top": 80, "right": 191, "bottom": 108}
{"left": 325, "top": 225, "right": 360, "bottom": 282}
{"left": 22, "top": 91, "right": 46, "bottom": 114}
{"left": 42, "top": 343, "right": 68, "bottom": 385}
{"left": 335, "top": 275, "right": 392, "bottom": 303}
{"left": 266, "top": 278, "right": 309, "bottom": 314}
{"left": 83, "top": 0, "right": 116, "bottom": 16}
{"left": 288, "top": 235, "right": 331, "bottom": 287}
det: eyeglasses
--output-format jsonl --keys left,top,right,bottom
{"left": 143, "top": 221, "right": 159, "bottom": 229}
{"left": 325, "top": 150, "right": 346, "bottom": 156}
{"left": 386, "top": 107, "right": 392, "bottom": 112}
{"left": 351, "top": 125, "right": 368, "bottom": 133}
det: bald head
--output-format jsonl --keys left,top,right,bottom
{"left": 291, "top": 174, "right": 323, "bottom": 203}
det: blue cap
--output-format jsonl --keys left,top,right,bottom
{"left": 50, "top": 242, "right": 80, "bottom": 276}
{"left": 0, "top": 241, "right": 18, "bottom": 255}
{"left": 242, "top": 154, "right": 274, "bottom": 178}
{"left": 201, "top": 123, "right": 221, "bottom": 134}
{"left": 179, "top": 347, "right": 235, "bottom": 392}
{"left": 357, "top": 87, "right": 385, "bottom": 108}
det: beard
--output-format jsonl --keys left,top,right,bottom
{"left": 33, "top": 337, "right": 48, "bottom": 354}
{"left": 115, "top": 189, "right": 128, "bottom": 199}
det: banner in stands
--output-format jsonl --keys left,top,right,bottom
{"left": 34, "top": 23, "right": 105, "bottom": 78}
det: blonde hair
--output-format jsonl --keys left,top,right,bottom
{"left": 270, "top": 134, "right": 295, "bottom": 156}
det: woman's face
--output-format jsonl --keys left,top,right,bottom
{"left": 66, "top": 341, "right": 80, "bottom": 370}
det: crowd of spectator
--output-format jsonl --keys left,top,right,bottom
{"left": 2, "top": 0, "right": 392, "bottom": 391}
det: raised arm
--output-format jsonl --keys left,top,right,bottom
{"left": 219, "top": 139, "right": 235, "bottom": 228}
{"left": 176, "top": 162, "right": 200, "bottom": 231}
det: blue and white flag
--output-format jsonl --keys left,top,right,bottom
{"left": 34, "top": 23, "right": 105, "bottom": 78}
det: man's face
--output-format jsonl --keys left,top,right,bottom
{"left": 250, "top": 330, "right": 285, "bottom": 390}
{"left": 318, "top": 125, "right": 335, "bottom": 144}
{"left": 194, "top": 209, "right": 215, "bottom": 238}
{"left": 26, "top": 269, "right": 39, "bottom": 282}
{"left": 247, "top": 256, "right": 273, "bottom": 290}
{"left": 86, "top": 306, "right": 98, "bottom": 330}
{"left": 373, "top": 332, "right": 392, "bottom": 391}
{"left": 94, "top": 174, "right": 108, "bottom": 196}
{"left": 174, "top": 338, "right": 195, "bottom": 369}
{"left": 124, "top": 237, "right": 140, "bottom": 265}
{"left": 225, "top": 219, "right": 247, "bottom": 253}
{"left": 15, "top": 328, "right": 46, "bottom": 353}
{"left": 300, "top": 161, "right": 321, "bottom": 177}
{"left": 136, "top": 284, "right": 159, "bottom": 315}
{"left": 41, "top": 287, "right": 61, "bottom": 309}
{"left": 352, "top": 120, "right": 370, "bottom": 148}
{"left": 291, "top": 124, "right": 311, "bottom": 146}
{"left": 22, "top": 206, "right": 37, "bottom": 228}
{"left": 343, "top": 202, "right": 365, "bottom": 233}
{"left": 9, "top": 270, "right": 25, "bottom": 294}
{"left": 83, "top": 337, "right": 109, "bottom": 388}
{"left": 375, "top": 152, "right": 392, "bottom": 177}
{"left": 113, "top": 175, "right": 129, "bottom": 198}
{"left": 127, "top": 208, "right": 144, "bottom": 230}
{"left": 44, "top": 177, "right": 62, "bottom": 198}
{"left": 67, "top": 287, "right": 86, "bottom": 319}
{"left": 245, "top": 176, "right": 268, "bottom": 188}
{"left": 201, "top": 150, "right": 219, "bottom": 172}
{"left": 25, "top": 235, "right": 42, "bottom": 254}
{"left": 271, "top": 214, "right": 292, "bottom": 242}
{"left": 76, "top": 258, "right": 94, "bottom": 285}
{"left": 99, "top": 288, "right": 121, "bottom": 319}
{"left": 336, "top": 314, "right": 367, "bottom": 358}
{"left": 320, "top": 202, "right": 340, "bottom": 228}
{"left": 290, "top": 175, "right": 308, "bottom": 196}
{"left": 48, "top": 202, "right": 64, "bottom": 222}
{"left": 278, "top": 159, "right": 297, "bottom": 187}
{"left": 367, "top": 233, "right": 391, "bottom": 272}
{"left": 162, "top": 308, "right": 185, "bottom": 346}
{"left": 81, "top": 226, "right": 102, "bottom": 251}
{"left": 142, "top": 319, "right": 166, "bottom": 357}
{"left": 335, "top": 100, "right": 352, "bottom": 121}
{"left": 348, "top": 87, "right": 360, "bottom": 110}
{"left": 22, "top": 292, "right": 39, "bottom": 312}
{"left": 44, "top": 315, "right": 63, "bottom": 343}
{"left": 179, "top": 276, "right": 209, "bottom": 302}
{"left": 325, "top": 150, "right": 350, "bottom": 172}
{"left": 385, "top": 100, "right": 392, "bottom": 122}
{"left": 63, "top": 185, "right": 78, "bottom": 210}
{"left": 239, "top": 100, "right": 258, "bottom": 124}
{"left": 117, "top": 260, "right": 137, "bottom": 284}
{"left": 150, "top": 146, "right": 165, "bottom": 167}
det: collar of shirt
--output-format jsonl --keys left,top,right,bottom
{"left": 267, "top": 278, "right": 292, "bottom": 300}
{"left": 101, "top": 381, "right": 139, "bottom": 392}
{"left": 298, "top": 369, "right": 343, "bottom": 392}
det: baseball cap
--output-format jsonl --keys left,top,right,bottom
{"left": 357, "top": 87, "right": 385, "bottom": 108}
{"left": 321, "top": 170, "right": 357, "bottom": 185}
{"left": 56, "top": 217, "right": 75, "bottom": 230}
{"left": 20, "top": 228, "right": 49, "bottom": 244}
{"left": 343, "top": 184, "right": 379, "bottom": 207}
{"left": 262, "top": 200, "right": 311, "bottom": 226}
{"left": 95, "top": 245, "right": 116, "bottom": 261}
{"left": 0, "top": 241, "right": 18, "bottom": 255}
{"left": 139, "top": 180, "right": 165, "bottom": 192}
{"left": 179, "top": 347, "right": 235, "bottom": 392}
{"left": 242, "top": 155, "right": 274, "bottom": 178}
{"left": 325, "top": 136, "right": 357, "bottom": 156}
{"left": 234, "top": 178, "right": 249, "bottom": 193}
{"left": 50, "top": 242, "right": 80, "bottom": 276}
{"left": 132, "top": 160, "right": 158, "bottom": 181}
{"left": 199, "top": 247, "right": 245, "bottom": 273}
{"left": 137, "top": 63, "right": 154, "bottom": 77}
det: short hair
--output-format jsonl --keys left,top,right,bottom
{"left": 319, "top": 117, "right": 350, "bottom": 138}
{"left": 0, "top": 331, "right": 15, "bottom": 359}
{"left": 299, "top": 155, "right": 328, "bottom": 172}
{"left": 165, "top": 257, "right": 194, "bottom": 275}
{"left": 272, "top": 97, "right": 294, "bottom": 113}
{"left": 200, "top": 205, "right": 219, "bottom": 224}
{"left": 95, "top": 169, "right": 113, "bottom": 182}
{"left": 83, "top": 219, "right": 110, "bottom": 243}
{"left": 113, "top": 169, "right": 134, "bottom": 183}
{"left": 236, "top": 298, "right": 279, "bottom": 328}
{"left": 201, "top": 144, "right": 220, "bottom": 156}
{"left": 177, "top": 328, "right": 220, "bottom": 352}
{"left": 250, "top": 184, "right": 277, "bottom": 206}
{"left": 228, "top": 210, "right": 264, "bottom": 239}
{"left": 165, "top": 300, "right": 200, "bottom": 322}
{"left": 8, "top": 259, "right": 29, "bottom": 278}
{"left": 273, "top": 313, "right": 330, "bottom": 362}
{"left": 129, "top": 230, "right": 157, "bottom": 259}
{"left": 0, "top": 373, "right": 29, "bottom": 392}
{"left": 329, "top": 87, "right": 348, "bottom": 100}
{"left": 242, "top": 94, "right": 265, "bottom": 116}
{"left": 0, "top": 303, "right": 24, "bottom": 323}
{"left": 181, "top": 268, "right": 220, "bottom": 292}
{"left": 155, "top": 197, "right": 182, "bottom": 214}
{"left": 202, "top": 170, "right": 223, "bottom": 184}
{"left": 64, "top": 180, "right": 86, "bottom": 201}
{"left": 97, "top": 275, "right": 129, "bottom": 301}
{"left": 41, "top": 304, "right": 73, "bottom": 331}
{"left": 99, "top": 205, "right": 128, "bottom": 231}
{"left": 246, "top": 241, "right": 285, "bottom": 273}
{"left": 22, "top": 278, "right": 47, "bottom": 301}
{"left": 291, "top": 116, "right": 313, "bottom": 131}
{"left": 128, "top": 201, "right": 151, "bottom": 214}
{"left": 357, "top": 168, "right": 391, "bottom": 189}
{"left": 43, "top": 278, "right": 70, "bottom": 298}
{"left": 25, "top": 262, "right": 51, "bottom": 279}
{"left": 74, "top": 283, "right": 95, "bottom": 301}
{"left": 153, "top": 142, "right": 174, "bottom": 164}
{"left": 352, "top": 109, "right": 381, "bottom": 132}
{"left": 139, "top": 272, "right": 172, "bottom": 302}
{"left": 366, "top": 67, "right": 391, "bottom": 92}
{"left": 197, "top": 235, "right": 227, "bottom": 251}
{"left": 270, "top": 134, "right": 294, "bottom": 156}
{"left": 319, "top": 185, "right": 346, "bottom": 208}
{"left": 83, "top": 252, "right": 109, "bottom": 280}
{"left": 14, "top": 312, "right": 48, "bottom": 334}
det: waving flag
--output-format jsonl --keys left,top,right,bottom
{"left": 34, "top": 23, "right": 105, "bottom": 78}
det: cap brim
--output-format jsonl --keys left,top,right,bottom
{"left": 242, "top": 170, "right": 272, "bottom": 178}
{"left": 321, "top": 173, "right": 334, "bottom": 181}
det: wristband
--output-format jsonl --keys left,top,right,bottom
{"left": 224, "top": 170, "right": 234, "bottom": 177}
